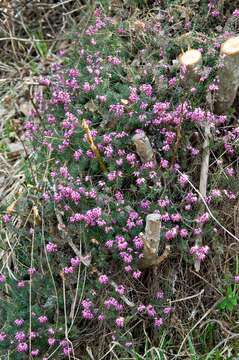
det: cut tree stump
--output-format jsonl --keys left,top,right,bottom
{"left": 132, "top": 131, "right": 155, "bottom": 163}
{"left": 139, "top": 213, "right": 170, "bottom": 269}
{"left": 214, "top": 36, "right": 239, "bottom": 114}
{"left": 178, "top": 49, "right": 202, "bottom": 85}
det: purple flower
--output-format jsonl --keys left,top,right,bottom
{"left": 139, "top": 84, "right": 153, "bottom": 97}
{"left": 98, "top": 313, "right": 105, "bottom": 321}
{"left": 234, "top": 275, "right": 239, "bottom": 283}
{"left": 0, "top": 332, "right": 6, "bottom": 342}
{"left": 31, "top": 349, "right": 40, "bottom": 357}
{"left": 156, "top": 291, "right": 164, "bottom": 299}
{"left": 108, "top": 56, "right": 121, "bottom": 65}
{"left": 15, "top": 331, "right": 26, "bottom": 342}
{"left": 146, "top": 304, "right": 156, "bottom": 317}
{"left": 70, "top": 257, "right": 81, "bottom": 267}
{"left": 83, "top": 82, "right": 91, "bottom": 93}
{"left": 154, "top": 318, "right": 163, "bottom": 327}
{"left": 132, "top": 270, "right": 142, "bottom": 279}
{"left": 164, "top": 226, "right": 178, "bottom": 240}
{"left": 137, "top": 304, "right": 145, "bottom": 313}
{"left": 0, "top": 274, "right": 6, "bottom": 283}
{"left": 63, "top": 346, "right": 72, "bottom": 356}
{"left": 14, "top": 319, "right": 24, "bottom": 326}
{"left": 64, "top": 266, "right": 74, "bottom": 274}
{"left": 190, "top": 245, "right": 209, "bottom": 261}
{"left": 82, "top": 299, "right": 92, "bottom": 309}
{"left": 163, "top": 307, "right": 173, "bottom": 314}
{"left": 17, "top": 280, "right": 25, "bottom": 288}
{"left": 46, "top": 242, "right": 58, "bottom": 253}
{"left": 48, "top": 337, "right": 56, "bottom": 346}
{"left": 82, "top": 309, "right": 94, "bottom": 319}
{"left": 109, "top": 103, "right": 125, "bottom": 117}
{"left": 17, "top": 342, "right": 28, "bottom": 353}
{"left": 28, "top": 267, "right": 37, "bottom": 276}
{"left": 196, "top": 212, "right": 209, "bottom": 225}
{"left": 233, "top": 9, "right": 239, "bottom": 16}
{"left": 98, "top": 274, "right": 109, "bottom": 284}
{"left": 38, "top": 315, "right": 48, "bottom": 324}
{"left": 179, "top": 174, "right": 189, "bottom": 187}
{"left": 2, "top": 214, "right": 11, "bottom": 223}
{"left": 115, "top": 317, "right": 124, "bottom": 328}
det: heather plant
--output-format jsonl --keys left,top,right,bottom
{"left": 1, "top": 2, "right": 239, "bottom": 359}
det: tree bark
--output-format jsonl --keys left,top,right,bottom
{"left": 214, "top": 36, "right": 239, "bottom": 114}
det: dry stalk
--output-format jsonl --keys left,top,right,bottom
{"left": 82, "top": 119, "right": 107, "bottom": 172}
{"left": 194, "top": 121, "right": 211, "bottom": 272}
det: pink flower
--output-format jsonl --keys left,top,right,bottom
{"left": 63, "top": 266, "right": 74, "bottom": 274}
{"left": 140, "top": 84, "right": 153, "bottom": 97}
{"left": 48, "top": 337, "right": 56, "bottom": 346}
{"left": 0, "top": 274, "right": 6, "bottom": 283}
{"left": 115, "top": 317, "right": 124, "bottom": 328}
{"left": 39, "top": 78, "right": 51, "bottom": 86}
{"left": 109, "top": 103, "right": 125, "bottom": 117}
{"left": 190, "top": 245, "right": 209, "bottom": 261}
{"left": 171, "top": 213, "right": 182, "bottom": 222}
{"left": 99, "top": 274, "right": 109, "bottom": 285}
{"left": 48, "top": 328, "right": 55, "bottom": 335}
{"left": 132, "top": 270, "right": 142, "bottom": 279}
{"left": 108, "top": 56, "right": 121, "bottom": 65}
{"left": 2, "top": 214, "right": 11, "bottom": 223}
{"left": 154, "top": 318, "right": 163, "bottom": 327}
{"left": 17, "top": 342, "right": 28, "bottom": 352}
{"left": 180, "top": 228, "right": 188, "bottom": 238}
{"left": 179, "top": 174, "right": 189, "bottom": 187}
{"left": 234, "top": 275, "right": 239, "bottom": 283}
{"left": 233, "top": 9, "right": 239, "bottom": 16}
{"left": 31, "top": 349, "right": 40, "bottom": 357}
{"left": 73, "top": 149, "right": 83, "bottom": 160}
{"left": 164, "top": 226, "right": 178, "bottom": 240}
{"left": 46, "top": 242, "right": 58, "bottom": 253}
{"left": 63, "top": 346, "right": 72, "bottom": 356}
{"left": 82, "top": 299, "right": 92, "bottom": 309}
{"left": 82, "top": 309, "right": 94, "bottom": 319}
{"left": 83, "top": 82, "right": 91, "bottom": 93}
{"left": 29, "top": 331, "right": 37, "bottom": 339}
{"left": 70, "top": 257, "right": 81, "bottom": 267}
{"left": 15, "top": 331, "right": 26, "bottom": 342}
{"left": 38, "top": 315, "right": 48, "bottom": 324}
{"left": 15, "top": 319, "right": 24, "bottom": 326}
{"left": 226, "top": 167, "right": 235, "bottom": 177}
{"left": 136, "top": 178, "right": 146, "bottom": 186}
{"left": 98, "top": 314, "right": 105, "bottom": 321}
{"left": 28, "top": 267, "right": 36, "bottom": 276}
{"left": 163, "top": 307, "right": 173, "bottom": 314}
{"left": 196, "top": 212, "right": 209, "bottom": 224}
{"left": 146, "top": 304, "right": 156, "bottom": 317}
{"left": 160, "top": 159, "right": 169, "bottom": 169}
{"left": 138, "top": 304, "right": 146, "bottom": 313}
{"left": 17, "top": 280, "right": 25, "bottom": 288}
{"left": 0, "top": 332, "right": 6, "bottom": 342}
{"left": 116, "top": 285, "right": 125, "bottom": 295}
{"left": 105, "top": 239, "right": 114, "bottom": 248}
{"left": 156, "top": 291, "right": 164, "bottom": 299}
